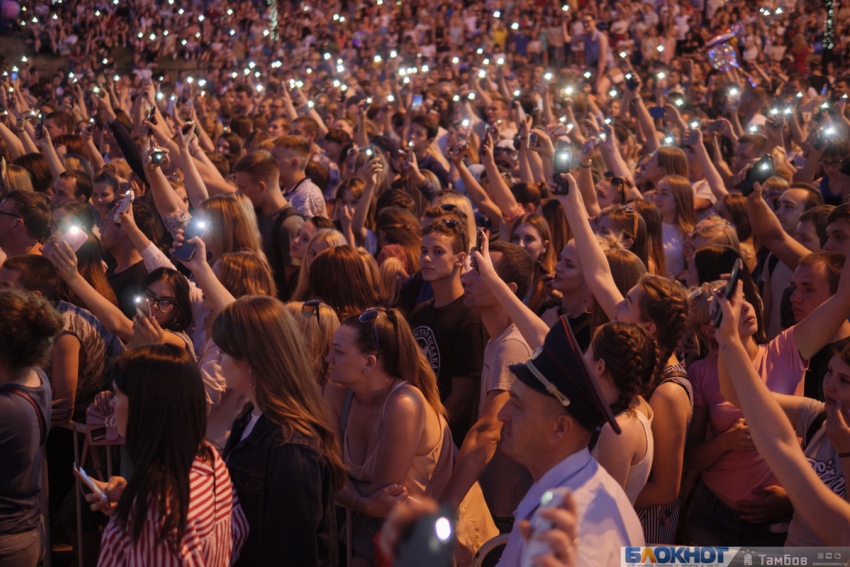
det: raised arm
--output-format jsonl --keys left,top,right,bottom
{"left": 687, "top": 127, "right": 728, "bottom": 200}
{"left": 472, "top": 229, "right": 550, "bottom": 350}
{"left": 792, "top": 243, "right": 850, "bottom": 361}
{"left": 175, "top": 125, "right": 210, "bottom": 210}
{"left": 174, "top": 237, "right": 236, "bottom": 312}
{"left": 715, "top": 283, "right": 850, "bottom": 546}
{"left": 480, "top": 131, "right": 521, "bottom": 219}
{"left": 558, "top": 174, "right": 623, "bottom": 320}
{"left": 350, "top": 158, "right": 382, "bottom": 241}
{"left": 745, "top": 181, "right": 810, "bottom": 270}
{"left": 46, "top": 239, "right": 135, "bottom": 341}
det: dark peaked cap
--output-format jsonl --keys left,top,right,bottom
{"left": 509, "top": 316, "right": 621, "bottom": 434}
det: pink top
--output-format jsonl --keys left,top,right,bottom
{"left": 689, "top": 328, "right": 806, "bottom": 503}
{"left": 98, "top": 446, "right": 248, "bottom": 567}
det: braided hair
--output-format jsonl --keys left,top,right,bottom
{"left": 590, "top": 322, "right": 658, "bottom": 416}
{"left": 637, "top": 274, "right": 690, "bottom": 390}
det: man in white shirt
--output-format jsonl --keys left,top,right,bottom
{"left": 496, "top": 317, "right": 644, "bottom": 567}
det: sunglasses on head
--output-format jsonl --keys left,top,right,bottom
{"left": 302, "top": 299, "right": 321, "bottom": 326}
{"left": 358, "top": 309, "right": 381, "bottom": 360}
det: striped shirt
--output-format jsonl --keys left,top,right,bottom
{"left": 98, "top": 447, "right": 249, "bottom": 567}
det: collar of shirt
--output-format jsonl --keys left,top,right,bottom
{"left": 284, "top": 177, "right": 310, "bottom": 198}
{"left": 514, "top": 448, "right": 594, "bottom": 521}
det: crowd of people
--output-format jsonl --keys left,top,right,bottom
{"left": 2, "top": 0, "right": 850, "bottom": 565}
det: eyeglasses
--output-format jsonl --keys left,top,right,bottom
{"left": 0, "top": 210, "right": 23, "bottom": 222}
{"left": 302, "top": 299, "right": 321, "bottom": 326}
{"left": 820, "top": 159, "right": 842, "bottom": 167}
{"left": 439, "top": 203, "right": 465, "bottom": 225}
{"left": 359, "top": 309, "right": 381, "bottom": 360}
{"left": 145, "top": 295, "right": 177, "bottom": 314}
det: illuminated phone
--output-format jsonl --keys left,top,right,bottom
{"left": 59, "top": 225, "right": 87, "bottom": 253}
{"left": 172, "top": 217, "right": 208, "bottom": 262}
{"left": 134, "top": 295, "right": 152, "bottom": 319}
{"left": 110, "top": 190, "right": 134, "bottom": 222}
{"left": 410, "top": 94, "right": 423, "bottom": 112}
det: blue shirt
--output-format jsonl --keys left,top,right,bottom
{"left": 497, "top": 448, "right": 644, "bottom": 567}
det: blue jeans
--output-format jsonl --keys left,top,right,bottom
{"left": 0, "top": 528, "right": 42, "bottom": 567}
{"left": 686, "top": 480, "right": 790, "bottom": 547}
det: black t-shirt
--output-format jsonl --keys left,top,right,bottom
{"left": 106, "top": 260, "right": 149, "bottom": 320}
{"left": 412, "top": 296, "right": 487, "bottom": 436}
{"left": 805, "top": 336, "right": 850, "bottom": 402}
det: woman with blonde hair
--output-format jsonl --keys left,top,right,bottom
{"left": 214, "top": 296, "right": 345, "bottom": 565}
{"left": 292, "top": 229, "right": 349, "bottom": 301}
{"left": 509, "top": 213, "right": 555, "bottom": 312}
{"left": 432, "top": 191, "right": 477, "bottom": 253}
{"left": 324, "top": 307, "right": 453, "bottom": 566}
{"left": 2, "top": 164, "right": 34, "bottom": 195}
{"left": 201, "top": 194, "right": 266, "bottom": 264}
{"left": 285, "top": 300, "right": 341, "bottom": 388}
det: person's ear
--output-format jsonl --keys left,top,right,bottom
{"left": 258, "top": 180, "right": 267, "bottom": 194}
{"left": 76, "top": 194, "right": 87, "bottom": 203}
{"left": 551, "top": 411, "right": 575, "bottom": 441}
{"left": 643, "top": 321, "right": 657, "bottom": 337}
{"left": 456, "top": 251, "right": 467, "bottom": 268}
{"left": 507, "top": 281, "right": 518, "bottom": 295}
{"left": 541, "top": 240, "right": 549, "bottom": 256}
{"left": 363, "top": 353, "right": 378, "bottom": 374}
{"left": 622, "top": 237, "right": 634, "bottom": 249}
{"left": 701, "top": 324, "right": 717, "bottom": 340}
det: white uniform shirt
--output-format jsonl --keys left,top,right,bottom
{"left": 497, "top": 448, "right": 644, "bottom": 567}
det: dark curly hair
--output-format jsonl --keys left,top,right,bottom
{"left": 0, "top": 289, "right": 64, "bottom": 376}
{"left": 590, "top": 322, "right": 658, "bottom": 415}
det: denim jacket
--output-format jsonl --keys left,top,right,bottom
{"left": 223, "top": 407, "right": 338, "bottom": 567}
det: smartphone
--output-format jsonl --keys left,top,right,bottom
{"left": 410, "top": 94, "right": 423, "bottom": 112}
{"left": 73, "top": 465, "right": 108, "bottom": 503}
{"left": 359, "top": 146, "right": 375, "bottom": 157}
{"left": 110, "top": 190, "right": 134, "bottom": 222}
{"left": 552, "top": 149, "right": 572, "bottom": 195}
{"left": 59, "top": 225, "right": 88, "bottom": 252}
{"left": 453, "top": 140, "right": 469, "bottom": 154}
{"left": 529, "top": 132, "right": 540, "bottom": 148}
{"left": 150, "top": 148, "right": 167, "bottom": 165}
{"left": 394, "top": 505, "right": 456, "bottom": 567}
{"left": 625, "top": 73, "right": 639, "bottom": 91}
{"left": 35, "top": 113, "right": 45, "bottom": 139}
{"left": 711, "top": 259, "right": 742, "bottom": 328}
{"left": 739, "top": 154, "right": 774, "bottom": 196}
{"left": 707, "top": 120, "right": 725, "bottom": 134}
{"left": 521, "top": 488, "right": 571, "bottom": 567}
{"left": 165, "top": 94, "right": 177, "bottom": 116}
{"left": 146, "top": 107, "right": 156, "bottom": 137}
{"left": 172, "top": 217, "right": 208, "bottom": 262}
{"left": 683, "top": 127, "right": 699, "bottom": 146}
{"left": 649, "top": 106, "right": 666, "bottom": 119}
{"left": 181, "top": 121, "right": 195, "bottom": 136}
{"left": 134, "top": 295, "right": 152, "bottom": 319}
{"left": 483, "top": 124, "right": 491, "bottom": 140}
{"left": 10, "top": 72, "right": 18, "bottom": 82}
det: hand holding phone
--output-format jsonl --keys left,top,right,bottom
{"left": 73, "top": 465, "right": 108, "bottom": 504}
{"left": 172, "top": 217, "right": 209, "bottom": 262}
{"left": 710, "top": 259, "right": 742, "bottom": 328}
{"left": 739, "top": 154, "right": 774, "bottom": 196}
{"left": 59, "top": 225, "right": 88, "bottom": 253}
{"left": 134, "top": 295, "right": 152, "bottom": 319}
{"left": 34, "top": 113, "right": 45, "bottom": 139}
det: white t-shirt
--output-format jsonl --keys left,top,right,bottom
{"left": 239, "top": 411, "right": 262, "bottom": 442}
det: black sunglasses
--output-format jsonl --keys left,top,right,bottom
{"left": 302, "top": 299, "right": 321, "bottom": 326}
{"left": 439, "top": 203, "right": 465, "bottom": 225}
{"left": 359, "top": 309, "right": 381, "bottom": 360}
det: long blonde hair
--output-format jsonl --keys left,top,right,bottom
{"left": 432, "top": 191, "right": 478, "bottom": 252}
{"left": 292, "top": 229, "right": 348, "bottom": 301}
{"left": 200, "top": 194, "right": 265, "bottom": 263}
{"left": 213, "top": 297, "right": 345, "bottom": 490}
{"left": 284, "top": 301, "right": 340, "bottom": 387}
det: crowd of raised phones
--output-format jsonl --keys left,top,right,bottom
{"left": 3, "top": 0, "right": 850, "bottom": 565}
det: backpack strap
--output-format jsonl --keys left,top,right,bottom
{"left": 805, "top": 411, "right": 828, "bottom": 448}
{"left": 6, "top": 388, "right": 46, "bottom": 445}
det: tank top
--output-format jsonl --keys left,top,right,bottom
{"left": 343, "top": 382, "right": 454, "bottom": 499}
{"left": 591, "top": 404, "right": 655, "bottom": 505}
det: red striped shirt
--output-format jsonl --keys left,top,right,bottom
{"left": 97, "top": 446, "right": 249, "bottom": 567}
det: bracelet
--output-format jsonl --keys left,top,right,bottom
{"left": 840, "top": 452, "right": 850, "bottom": 459}
{"left": 580, "top": 163, "right": 591, "bottom": 168}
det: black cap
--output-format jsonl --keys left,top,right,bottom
{"left": 370, "top": 135, "right": 400, "bottom": 159}
{"left": 509, "top": 316, "right": 621, "bottom": 434}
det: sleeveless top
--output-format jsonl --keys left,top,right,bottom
{"left": 343, "top": 381, "right": 454, "bottom": 499}
{"left": 636, "top": 364, "right": 693, "bottom": 544}
{"left": 591, "top": 404, "right": 655, "bottom": 505}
